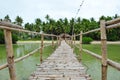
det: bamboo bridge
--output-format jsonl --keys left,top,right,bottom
{"left": 29, "top": 40, "right": 91, "bottom": 80}
{"left": 0, "top": 18, "right": 120, "bottom": 80}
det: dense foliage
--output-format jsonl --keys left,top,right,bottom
{"left": 0, "top": 14, "right": 120, "bottom": 44}
{"left": 0, "top": 30, "right": 18, "bottom": 44}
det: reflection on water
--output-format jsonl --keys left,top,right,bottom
{"left": 0, "top": 43, "right": 40, "bottom": 80}
{"left": 16, "top": 44, "right": 24, "bottom": 58}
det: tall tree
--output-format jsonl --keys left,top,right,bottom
{"left": 35, "top": 18, "right": 42, "bottom": 32}
{"left": 45, "top": 14, "right": 50, "bottom": 22}
{"left": 4, "top": 15, "right": 11, "bottom": 22}
{"left": 15, "top": 16, "right": 23, "bottom": 26}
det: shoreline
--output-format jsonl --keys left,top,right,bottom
{"left": 17, "top": 41, "right": 56, "bottom": 44}
{"left": 17, "top": 40, "right": 120, "bottom": 44}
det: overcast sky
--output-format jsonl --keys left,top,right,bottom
{"left": 0, "top": 0, "right": 120, "bottom": 23}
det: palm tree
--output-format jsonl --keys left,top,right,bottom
{"left": 45, "top": 14, "right": 50, "bottom": 22}
{"left": 4, "top": 15, "right": 11, "bottom": 22}
{"left": 15, "top": 16, "right": 23, "bottom": 26}
{"left": 35, "top": 18, "right": 42, "bottom": 32}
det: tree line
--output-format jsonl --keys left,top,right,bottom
{"left": 0, "top": 14, "right": 120, "bottom": 44}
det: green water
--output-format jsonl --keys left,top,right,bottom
{"left": 81, "top": 44, "right": 120, "bottom": 80}
{"left": 0, "top": 44, "right": 120, "bottom": 80}
{"left": 0, "top": 43, "right": 40, "bottom": 80}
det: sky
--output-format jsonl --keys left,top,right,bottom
{"left": 0, "top": 0, "right": 120, "bottom": 24}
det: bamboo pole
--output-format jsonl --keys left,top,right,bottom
{"left": 58, "top": 36, "right": 60, "bottom": 46}
{"left": 0, "top": 26, "right": 57, "bottom": 37}
{"left": 74, "top": 34, "right": 76, "bottom": 45}
{"left": 58, "top": 36, "right": 59, "bottom": 46}
{"left": 82, "top": 28, "right": 100, "bottom": 35}
{"left": 4, "top": 29, "right": 16, "bottom": 80}
{"left": 71, "top": 36, "right": 73, "bottom": 46}
{"left": 52, "top": 36, "right": 54, "bottom": 48}
{"left": 40, "top": 34, "right": 44, "bottom": 63}
{"left": 79, "top": 31, "right": 83, "bottom": 61}
{"left": 106, "top": 22, "right": 120, "bottom": 29}
{"left": 0, "top": 21, "right": 23, "bottom": 29}
{"left": 57, "top": 36, "right": 59, "bottom": 45}
{"left": 106, "top": 17, "right": 120, "bottom": 25}
{"left": 100, "top": 20, "right": 107, "bottom": 80}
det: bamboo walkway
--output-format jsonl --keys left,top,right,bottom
{"left": 29, "top": 40, "right": 91, "bottom": 80}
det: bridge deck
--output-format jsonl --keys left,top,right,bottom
{"left": 29, "top": 40, "right": 91, "bottom": 80}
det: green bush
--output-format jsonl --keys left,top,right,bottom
{"left": 82, "top": 37, "right": 93, "bottom": 44}
{"left": 0, "top": 31, "right": 5, "bottom": 44}
{"left": 12, "top": 33, "right": 18, "bottom": 44}
{"left": 0, "top": 31, "right": 18, "bottom": 44}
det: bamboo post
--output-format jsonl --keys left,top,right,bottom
{"left": 58, "top": 36, "right": 60, "bottom": 46}
{"left": 4, "top": 29, "right": 16, "bottom": 80}
{"left": 59, "top": 37, "right": 61, "bottom": 45}
{"left": 70, "top": 36, "right": 72, "bottom": 45}
{"left": 74, "top": 34, "right": 76, "bottom": 45}
{"left": 100, "top": 20, "right": 107, "bottom": 80}
{"left": 71, "top": 36, "right": 73, "bottom": 46}
{"left": 57, "top": 36, "right": 59, "bottom": 46}
{"left": 79, "top": 31, "right": 83, "bottom": 61}
{"left": 40, "top": 34, "right": 44, "bottom": 63}
{"left": 52, "top": 36, "right": 54, "bottom": 48}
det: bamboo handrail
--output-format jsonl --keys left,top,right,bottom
{"left": 106, "top": 22, "right": 120, "bottom": 29}
{"left": 0, "top": 26, "right": 57, "bottom": 37}
{"left": 106, "top": 17, "right": 120, "bottom": 25}
{"left": 0, "top": 21, "right": 57, "bottom": 37}
{"left": 0, "top": 21, "right": 23, "bottom": 29}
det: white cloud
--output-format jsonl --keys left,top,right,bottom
{"left": 0, "top": 0, "right": 120, "bottom": 23}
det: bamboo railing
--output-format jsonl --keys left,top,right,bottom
{"left": 0, "top": 21, "right": 59, "bottom": 80}
{"left": 74, "top": 17, "right": 120, "bottom": 80}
